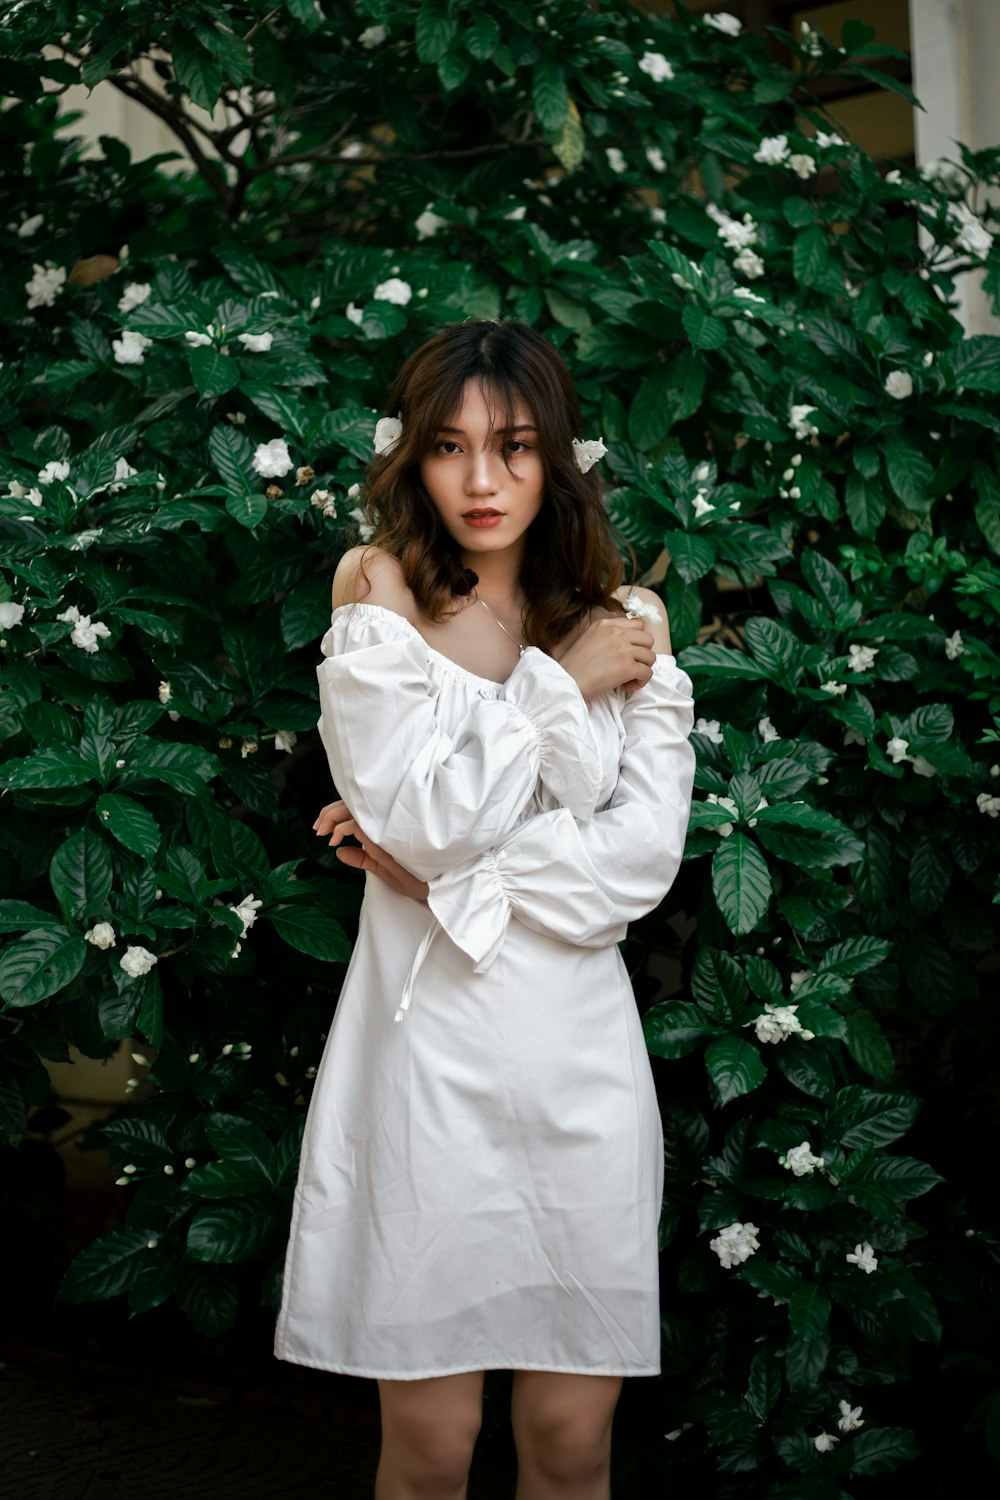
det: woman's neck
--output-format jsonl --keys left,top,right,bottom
{"left": 460, "top": 546, "right": 525, "bottom": 609}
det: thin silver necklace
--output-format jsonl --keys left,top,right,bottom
{"left": 477, "top": 596, "right": 526, "bottom": 655}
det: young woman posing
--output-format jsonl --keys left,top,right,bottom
{"left": 274, "top": 319, "right": 696, "bottom": 1499}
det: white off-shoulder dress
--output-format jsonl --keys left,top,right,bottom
{"left": 273, "top": 601, "right": 696, "bottom": 1379}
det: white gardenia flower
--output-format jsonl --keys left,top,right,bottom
{"left": 85, "top": 922, "right": 117, "bottom": 949}
{"left": 837, "top": 1401, "right": 864, "bottom": 1432}
{"left": 692, "top": 493, "right": 715, "bottom": 520}
{"left": 920, "top": 156, "right": 965, "bottom": 193}
{"left": 779, "top": 1141, "right": 825, "bottom": 1176}
{"left": 815, "top": 130, "right": 844, "bottom": 150}
{"left": 976, "top": 792, "right": 1000, "bottom": 817}
{"left": 310, "top": 489, "right": 338, "bottom": 518}
{"left": 709, "top": 1220, "right": 759, "bottom": 1269}
{"left": 373, "top": 276, "right": 412, "bottom": 305}
{"left": 252, "top": 437, "right": 294, "bottom": 478}
{"left": 274, "top": 730, "right": 298, "bottom": 753}
{"left": 645, "top": 145, "right": 667, "bottom": 174}
{"left": 789, "top": 404, "right": 819, "bottom": 439}
{"left": 846, "top": 1241, "right": 879, "bottom": 1274}
{"left": 733, "top": 246, "right": 765, "bottom": 279}
{"left": 733, "top": 288, "right": 766, "bottom": 305}
{"left": 572, "top": 437, "right": 608, "bottom": 474}
{"left": 707, "top": 203, "right": 758, "bottom": 251}
{"left": 345, "top": 302, "right": 364, "bottom": 325}
{"left": 157, "top": 680, "right": 172, "bottom": 704}
{"left": 184, "top": 330, "right": 213, "bottom": 347}
{"left": 71, "top": 615, "right": 112, "bottom": 653}
{"left": 885, "top": 168, "right": 903, "bottom": 184}
{"left": 374, "top": 415, "right": 403, "bottom": 455}
{"left": 638, "top": 51, "right": 674, "bottom": 82}
{"left": 800, "top": 22, "right": 825, "bottom": 57}
{"left": 886, "top": 736, "right": 911, "bottom": 764}
{"left": 694, "top": 718, "right": 724, "bottom": 743}
{"left": 694, "top": 463, "right": 711, "bottom": 482}
{"left": 788, "top": 153, "right": 817, "bottom": 180}
{"left": 120, "top": 945, "right": 158, "bottom": 978}
{"left": 0, "top": 602, "right": 25, "bottom": 629}
{"left": 847, "top": 643, "right": 878, "bottom": 672}
{"left": 415, "top": 207, "right": 449, "bottom": 240}
{"left": 349, "top": 505, "right": 375, "bottom": 542}
{"left": 789, "top": 970, "right": 812, "bottom": 994}
{"left": 358, "top": 23, "right": 386, "bottom": 47}
{"left": 26, "top": 262, "right": 66, "bottom": 309}
{"left": 17, "top": 213, "right": 44, "bottom": 237}
{"left": 884, "top": 370, "right": 913, "bottom": 399}
{"left": 503, "top": 204, "right": 527, "bottom": 221}
{"left": 749, "top": 1003, "right": 805, "bottom": 1045}
{"left": 758, "top": 716, "right": 779, "bottom": 742}
{"left": 605, "top": 147, "right": 627, "bottom": 174}
{"left": 112, "top": 330, "right": 152, "bottom": 365}
{"left": 814, "top": 1432, "right": 840, "bottom": 1453}
{"left": 56, "top": 604, "right": 80, "bottom": 623}
{"left": 947, "top": 201, "right": 994, "bottom": 260}
{"left": 623, "top": 594, "right": 663, "bottom": 625}
{"left": 754, "top": 135, "right": 790, "bottom": 167}
{"left": 237, "top": 331, "right": 273, "bottom": 353}
{"left": 107, "top": 456, "right": 137, "bottom": 493}
{"left": 230, "top": 893, "right": 263, "bottom": 938}
{"left": 117, "top": 282, "right": 151, "bottom": 314}
{"left": 704, "top": 11, "right": 742, "bottom": 35}
{"left": 38, "top": 460, "right": 70, "bottom": 485}
{"left": 820, "top": 681, "right": 847, "bottom": 696}
{"left": 944, "top": 630, "right": 965, "bottom": 660}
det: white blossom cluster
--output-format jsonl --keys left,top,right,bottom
{"left": 745, "top": 1003, "right": 815, "bottom": 1044}
{"left": 709, "top": 1220, "right": 759, "bottom": 1268}
{"left": 778, "top": 1141, "right": 826, "bottom": 1176}
{"left": 885, "top": 736, "right": 936, "bottom": 777}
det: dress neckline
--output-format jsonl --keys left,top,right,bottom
{"left": 330, "top": 602, "right": 510, "bottom": 692}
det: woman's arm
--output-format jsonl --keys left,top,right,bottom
{"left": 314, "top": 548, "right": 606, "bottom": 880}
{"left": 423, "top": 647, "right": 696, "bottom": 968}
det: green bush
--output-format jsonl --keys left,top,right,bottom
{"left": 2, "top": 1, "right": 999, "bottom": 1489}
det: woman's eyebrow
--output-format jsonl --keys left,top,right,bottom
{"left": 436, "top": 423, "right": 538, "bottom": 434}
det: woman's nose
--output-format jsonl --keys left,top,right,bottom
{"left": 464, "top": 449, "right": 502, "bottom": 493}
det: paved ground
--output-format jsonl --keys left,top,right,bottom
{"left": 0, "top": 1354, "right": 519, "bottom": 1500}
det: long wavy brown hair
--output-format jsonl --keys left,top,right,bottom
{"left": 353, "top": 319, "right": 634, "bottom": 654}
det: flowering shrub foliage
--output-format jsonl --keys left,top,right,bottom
{"left": 1, "top": 0, "right": 999, "bottom": 1489}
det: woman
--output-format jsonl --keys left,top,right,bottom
{"left": 274, "top": 319, "right": 696, "bottom": 1499}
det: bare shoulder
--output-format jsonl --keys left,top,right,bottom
{"left": 613, "top": 584, "right": 673, "bottom": 653}
{"left": 331, "top": 546, "right": 415, "bottom": 618}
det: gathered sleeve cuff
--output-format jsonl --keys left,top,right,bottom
{"left": 425, "top": 654, "right": 696, "bottom": 966}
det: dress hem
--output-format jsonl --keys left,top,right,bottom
{"left": 273, "top": 1348, "right": 660, "bottom": 1380}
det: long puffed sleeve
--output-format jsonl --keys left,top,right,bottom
{"left": 315, "top": 603, "right": 604, "bottom": 880}
{"left": 425, "top": 654, "right": 696, "bottom": 967}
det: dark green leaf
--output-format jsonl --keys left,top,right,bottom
{"left": 704, "top": 1036, "right": 767, "bottom": 1105}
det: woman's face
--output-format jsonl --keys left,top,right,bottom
{"left": 418, "top": 380, "right": 545, "bottom": 563}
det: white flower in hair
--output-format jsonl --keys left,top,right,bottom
{"left": 623, "top": 593, "right": 663, "bottom": 625}
{"left": 572, "top": 436, "right": 607, "bottom": 474}
{"left": 374, "top": 414, "right": 403, "bottom": 455}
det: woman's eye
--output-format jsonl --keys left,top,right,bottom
{"left": 434, "top": 439, "right": 531, "bottom": 455}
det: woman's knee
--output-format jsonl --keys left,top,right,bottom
{"left": 378, "top": 1375, "right": 483, "bottom": 1491}
{"left": 511, "top": 1373, "right": 619, "bottom": 1485}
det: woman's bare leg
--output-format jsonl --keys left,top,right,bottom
{"left": 375, "top": 1371, "right": 485, "bottom": 1500}
{"left": 510, "top": 1370, "right": 622, "bottom": 1500}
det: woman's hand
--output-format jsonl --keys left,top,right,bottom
{"left": 314, "top": 800, "right": 429, "bottom": 902}
{"left": 554, "top": 616, "right": 657, "bottom": 700}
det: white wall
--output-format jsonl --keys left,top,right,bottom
{"left": 909, "top": 0, "right": 1000, "bottom": 333}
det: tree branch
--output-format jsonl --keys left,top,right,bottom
{"left": 109, "top": 71, "right": 234, "bottom": 209}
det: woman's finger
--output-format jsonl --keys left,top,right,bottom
{"left": 313, "top": 799, "right": 351, "bottom": 834}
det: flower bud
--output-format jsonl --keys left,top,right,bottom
{"left": 184, "top": 1157, "right": 197, "bottom": 1169}
{"left": 163, "top": 1164, "right": 175, "bottom": 1175}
